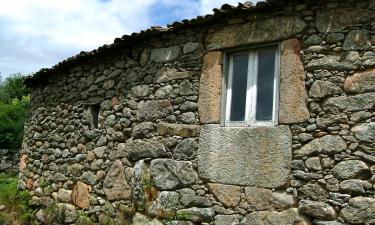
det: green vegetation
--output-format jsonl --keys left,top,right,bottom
{"left": 0, "top": 173, "right": 36, "bottom": 225}
{"left": 0, "top": 73, "right": 29, "bottom": 149}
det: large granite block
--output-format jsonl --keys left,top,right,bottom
{"left": 198, "top": 125, "right": 292, "bottom": 188}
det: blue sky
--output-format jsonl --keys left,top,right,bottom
{"left": 0, "top": 0, "right": 260, "bottom": 79}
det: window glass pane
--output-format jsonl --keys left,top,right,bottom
{"left": 230, "top": 54, "right": 249, "bottom": 122}
{"left": 255, "top": 46, "right": 277, "bottom": 121}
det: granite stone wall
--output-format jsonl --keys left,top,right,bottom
{"left": 0, "top": 149, "right": 19, "bottom": 173}
{"left": 20, "top": 0, "right": 375, "bottom": 224}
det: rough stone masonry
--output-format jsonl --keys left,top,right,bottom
{"left": 20, "top": 0, "right": 375, "bottom": 224}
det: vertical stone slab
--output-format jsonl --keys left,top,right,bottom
{"left": 198, "top": 51, "right": 222, "bottom": 124}
{"left": 279, "top": 39, "right": 309, "bottom": 124}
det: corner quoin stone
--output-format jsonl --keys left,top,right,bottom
{"left": 198, "top": 51, "right": 222, "bottom": 124}
{"left": 198, "top": 125, "right": 292, "bottom": 188}
{"left": 279, "top": 39, "right": 310, "bottom": 124}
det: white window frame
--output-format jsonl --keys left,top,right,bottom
{"left": 223, "top": 44, "right": 280, "bottom": 127}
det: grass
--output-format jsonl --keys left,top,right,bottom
{"left": 0, "top": 173, "right": 36, "bottom": 225}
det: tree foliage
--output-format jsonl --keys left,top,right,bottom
{"left": 0, "top": 74, "right": 29, "bottom": 149}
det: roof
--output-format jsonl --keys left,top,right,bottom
{"left": 25, "top": 0, "right": 292, "bottom": 86}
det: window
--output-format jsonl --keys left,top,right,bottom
{"left": 224, "top": 45, "right": 280, "bottom": 126}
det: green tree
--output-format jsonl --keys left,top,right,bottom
{"left": 0, "top": 73, "right": 29, "bottom": 148}
{"left": 0, "top": 73, "right": 29, "bottom": 104}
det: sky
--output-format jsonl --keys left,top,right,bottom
{"left": 0, "top": 0, "right": 261, "bottom": 79}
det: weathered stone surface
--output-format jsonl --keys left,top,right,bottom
{"left": 125, "top": 139, "right": 167, "bottom": 161}
{"left": 81, "top": 171, "right": 97, "bottom": 185}
{"left": 215, "top": 215, "right": 241, "bottom": 225}
{"left": 206, "top": 16, "right": 306, "bottom": 50}
{"left": 173, "top": 138, "right": 198, "bottom": 160}
{"left": 150, "top": 46, "right": 181, "bottom": 62}
{"left": 137, "top": 100, "right": 172, "bottom": 121}
{"left": 294, "top": 135, "right": 346, "bottom": 158}
{"left": 303, "top": 34, "right": 323, "bottom": 46}
{"left": 316, "top": 8, "right": 375, "bottom": 33}
{"left": 154, "top": 67, "right": 196, "bottom": 83}
{"left": 183, "top": 42, "right": 203, "bottom": 54}
{"left": 198, "top": 125, "right": 291, "bottom": 188}
{"left": 155, "top": 85, "right": 173, "bottom": 99}
{"left": 133, "top": 160, "right": 149, "bottom": 211}
{"left": 299, "top": 183, "right": 326, "bottom": 201}
{"left": 306, "top": 56, "right": 354, "bottom": 71}
{"left": 244, "top": 187, "right": 295, "bottom": 211}
{"left": 313, "top": 220, "right": 343, "bottom": 225}
{"left": 179, "top": 80, "right": 193, "bottom": 96}
{"left": 207, "top": 183, "right": 241, "bottom": 208}
{"left": 323, "top": 93, "right": 375, "bottom": 112}
{"left": 279, "top": 39, "right": 309, "bottom": 124}
{"left": 327, "top": 33, "right": 345, "bottom": 44}
{"left": 176, "top": 207, "right": 215, "bottom": 222}
{"left": 150, "top": 159, "right": 197, "bottom": 190}
{"left": 343, "top": 30, "right": 372, "bottom": 51}
{"left": 344, "top": 69, "right": 375, "bottom": 94}
{"left": 93, "top": 146, "right": 105, "bottom": 158}
{"left": 240, "top": 208, "right": 308, "bottom": 225}
{"left": 198, "top": 51, "right": 222, "bottom": 124}
{"left": 116, "top": 143, "right": 126, "bottom": 158}
{"left": 157, "top": 123, "right": 201, "bottom": 137}
{"left": 340, "top": 197, "right": 375, "bottom": 224}
{"left": 58, "top": 203, "right": 77, "bottom": 224}
{"left": 103, "top": 160, "right": 131, "bottom": 200}
{"left": 333, "top": 160, "right": 370, "bottom": 180}
{"left": 298, "top": 200, "right": 336, "bottom": 220}
{"left": 305, "top": 157, "right": 322, "bottom": 171}
{"left": 58, "top": 189, "right": 72, "bottom": 203}
{"left": 132, "top": 213, "right": 163, "bottom": 225}
{"left": 72, "top": 181, "right": 90, "bottom": 209}
{"left": 131, "top": 122, "right": 155, "bottom": 138}
{"left": 309, "top": 80, "right": 342, "bottom": 98}
{"left": 340, "top": 179, "right": 368, "bottom": 195}
{"left": 131, "top": 84, "right": 150, "bottom": 98}
{"left": 351, "top": 122, "right": 375, "bottom": 143}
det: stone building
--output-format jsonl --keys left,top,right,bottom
{"left": 21, "top": 0, "right": 375, "bottom": 224}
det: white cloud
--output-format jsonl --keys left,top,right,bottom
{"left": 0, "top": 0, "right": 259, "bottom": 79}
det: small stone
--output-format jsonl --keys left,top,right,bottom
{"left": 178, "top": 112, "right": 196, "bottom": 124}
{"left": 303, "top": 34, "right": 323, "bottom": 46}
{"left": 72, "top": 181, "right": 91, "bottom": 209}
{"left": 340, "top": 197, "right": 375, "bottom": 224}
{"left": 305, "top": 157, "right": 322, "bottom": 171}
{"left": 150, "top": 159, "right": 197, "bottom": 190}
{"left": 103, "top": 160, "right": 132, "bottom": 201}
{"left": 340, "top": 179, "right": 367, "bottom": 195}
{"left": 93, "top": 147, "right": 105, "bottom": 158}
{"left": 333, "top": 160, "right": 370, "bottom": 180}
{"left": 179, "top": 80, "right": 193, "bottom": 96}
{"left": 176, "top": 207, "right": 215, "bottom": 223}
{"left": 351, "top": 122, "right": 375, "bottom": 143}
{"left": 298, "top": 200, "right": 336, "bottom": 220}
{"left": 207, "top": 183, "right": 241, "bottom": 208}
{"left": 173, "top": 138, "right": 198, "bottom": 160}
{"left": 131, "top": 84, "right": 150, "bottom": 98}
{"left": 326, "top": 33, "right": 345, "bottom": 44}
{"left": 58, "top": 189, "right": 72, "bottom": 203}
{"left": 155, "top": 85, "right": 173, "bottom": 99}
{"left": 215, "top": 215, "right": 241, "bottom": 225}
{"left": 125, "top": 139, "right": 167, "bottom": 161}
{"left": 157, "top": 123, "right": 201, "bottom": 137}
{"left": 343, "top": 30, "right": 372, "bottom": 51}
{"left": 180, "top": 101, "right": 198, "bottom": 111}
{"left": 299, "top": 183, "right": 326, "bottom": 201}
{"left": 344, "top": 68, "right": 375, "bottom": 94}
{"left": 183, "top": 42, "right": 203, "bottom": 54}
{"left": 131, "top": 122, "right": 155, "bottom": 138}
{"left": 81, "top": 171, "right": 97, "bottom": 185}
{"left": 150, "top": 46, "right": 181, "bottom": 62}
{"left": 137, "top": 100, "right": 172, "bottom": 121}
{"left": 309, "top": 80, "right": 342, "bottom": 98}
{"left": 295, "top": 135, "right": 346, "bottom": 158}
